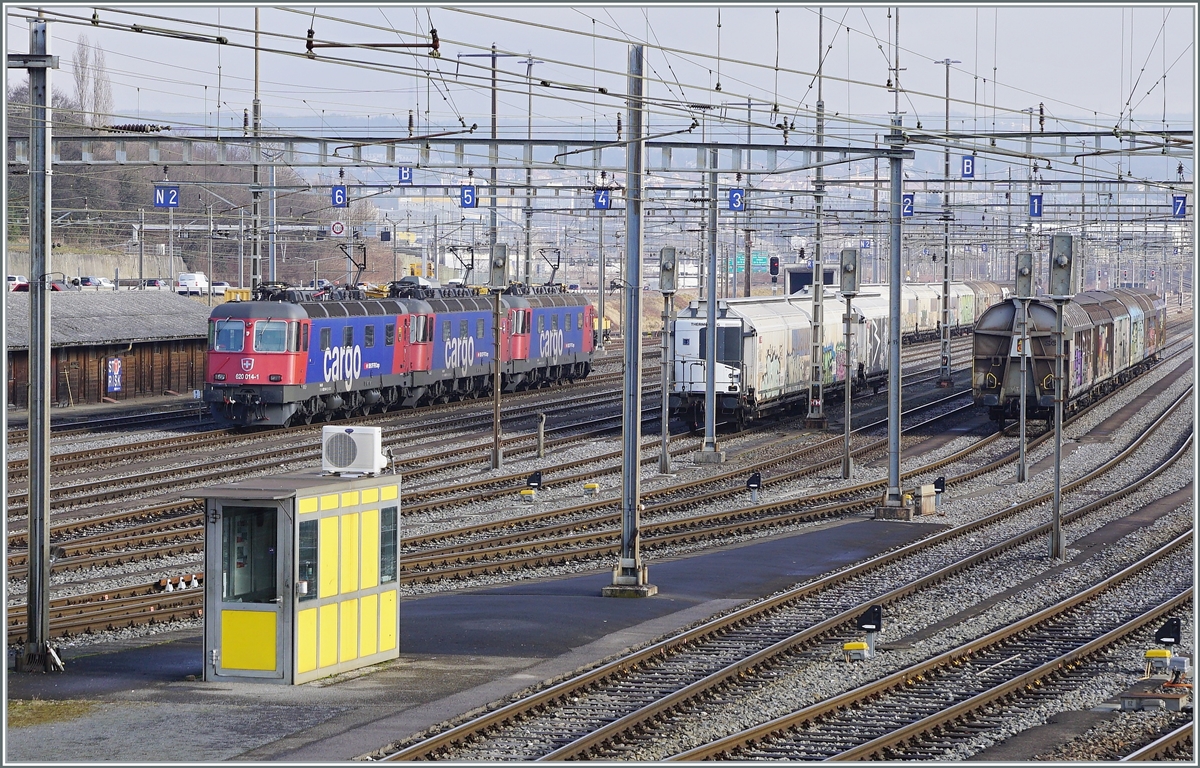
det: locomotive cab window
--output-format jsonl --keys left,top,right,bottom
{"left": 365, "top": 325, "right": 376, "bottom": 348}
{"left": 254, "top": 321, "right": 289, "bottom": 353}
{"left": 302, "top": 324, "right": 309, "bottom": 352}
{"left": 342, "top": 326, "right": 354, "bottom": 348}
{"left": 287, "top": 322, "right": 301, "bottom": 352}
{"left": 385, "top": 323, "right": 395, "bottom": 346}
{"left": 319, "top": 327, "right": 331, "bottom": 351}
{"left": 210, "top": 320, "right": 245, "bottom": 352}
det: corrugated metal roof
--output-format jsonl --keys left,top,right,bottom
{"left": 5, "top": 291, "right": 211, "bottom": 351}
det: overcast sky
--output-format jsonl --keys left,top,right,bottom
{"left": 6, "top": 3, "right": 1195, "bottom": 141}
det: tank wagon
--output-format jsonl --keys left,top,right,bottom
{"left": 671, "top": 280, "right": 1007, "bottom": 428}
{"left": 972, "top": 287, "right": 1165, "bottom": 427}
{"left": 204, "top": 282, "right": 595, "bottom": 426}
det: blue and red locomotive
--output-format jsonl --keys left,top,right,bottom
{"left": 204, "top": 282, "right": 596, "bottom": 426}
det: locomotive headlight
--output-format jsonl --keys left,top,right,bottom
{"left": 214, "top": 373, "right": 226, "bottom": 381}
{"left": 269, "top": 374, "right": 283, "bottom": 382}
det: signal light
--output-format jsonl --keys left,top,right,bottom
{"left": 769, "top": 256, "right": 780, "bottom": 276}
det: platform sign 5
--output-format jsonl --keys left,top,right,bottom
{"left": 106, "top": 357, "right": 122, "bottom": 393}
{"left": 398, "top": 167, "right": 413, "bottom": 184}
{"left": 1172, "top": 195, "right": 1187, "bottom": 219}
{"left": 729, "top": 188, "right": 745, "bottom": 212}
{"left": 962, "top": 155, "right": 975, "bottom": 178}
{"left": 460, "top": 185, "right": 477, "bottom": 208}
{"left": 153, "top": 186, "right": 180, "bottom": 208}
{"left": 332, "top": 185, "right": 348, "bottom": 208}
{"left": 1029, "top": 194, "right": 1043, "bottom": 218}
{"left": 594, "top": 189, "right": 611, "bottom": 209}
{"left": 902, "top": 193, "right": 914, "bottom": 217}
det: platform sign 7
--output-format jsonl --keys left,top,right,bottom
{"left": 901, "top": 193, "right": 914, "bottom": 217}
{"left": 153, "top": 186, "right": 180, "bottom": 208}
{"left": 460, "top": 185, "right": 477, "bottom": 208}
{"left": 331, "top": 185, "right": 348, "bottom": 208}
{"left": 1029, "top": 194, "right": 1043, "bottom": 218}
{"left": 398, "top": 167, "right": 413, "bottom": 185}
{"left": 1172, "top": 195, "right": 1187, "bottom": 219}
{"left": 729, "top": 188, "right": 745, "bottom": 212}
{"left": 594, "top": 189, "right": 611, "bottom": 209}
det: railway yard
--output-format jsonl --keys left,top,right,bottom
{"left": 3, "top": 308, "right": 1194, "bottom": 762}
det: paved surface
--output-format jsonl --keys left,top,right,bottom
{"left": 6, "top": 516, "right": 936, "bottom": 762}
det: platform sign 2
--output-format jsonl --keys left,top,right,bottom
{"left": 331, "top": 185, "right": 348, "bottom": 208}
{"left": 902, "top": 193, "right": 914, "bottom": 217}
{"left": 1172, "top": 196, "right": 1187, "bottom": 219}
{"left": 961, "top": 155, "right": 976, "bottom": 179}
{"left": 729, "top": 188, "right": 745, "bottom": 212}
{"left": 594, "top": 189, "right": 611, "bottom": 210}
{"left": 153, "top": 186, "right": 180, "bottom": 208}
{"left": 398, "top": 167, "right": 413, "bottom": 185}
{"left": 1029, "top": 194, "right": 1043, "bottom": 218}
{"left": 460, "top": 185, "right": 477, "bottom": 208}
{"left": 106, "top": 357, "right": 122, "bottom": 393}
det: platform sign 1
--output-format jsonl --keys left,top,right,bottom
{"left": 594, "top": 189, "right": 611, "bottom": 210}
{"left": 460, "top": 185, "right": 477, "bottom": 208}
{"left": 1172, "top": 195, "right": 1187, "bottom": 219}
{"left": 331, "top": 185, "right": 348, "bottom": 208}
{"left": 962, "top": 155, "right": 976, "bottom": 179}
{"left": 106, "top": 357, "right": 122, "bottom": 393}
{"left": 398, "top": 167, "right": 413, "bottom": 184}
{"left": 902, "top": 193, "right": 914, "bottom": 217}
{"left": 153, "top": 186, "right": 180, "bottom": 208}
{"left": 1029, "top": 194, "right": 1043, "bottom": 218}
{"left": 729, "top": 188, "right": 745, "bottom": 212}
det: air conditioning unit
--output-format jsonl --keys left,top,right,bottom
{"left": 322, "top": 426, "right": 388, "bottom": 476}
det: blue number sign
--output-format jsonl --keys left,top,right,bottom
{"left": 153, "top": 186, "right": 179, "bottom": 208}
{"left": 399, "top": 167, "right": 413, "bottom": 185}
{"left": 901, "top": 193, "right": 914, "bottom": 217}
{"left": 460, "top": 185, "right": 477, "bottom": 208}
{"left": 981, "top": 243, "right": 988, "bottom": 252}
{"left": 594, "top": 189, "right": 610, "bottom": 209}
{"left": 729, "top": 188, "right": 745, "bottom": 212}
{"left": 961, "top": 155, "right": 975, "bottom": 179}
{"left": 1029, "top": 194, "right": 1043, "bottom": 218}
{"left": 1172, "top": 195, "right": 1187, "bottom": 219}
{"left": 332, "top": 185, "right": 348, "bottom": 208}
{"left": 860, "top": 239, "right": 872, "bottom": 249}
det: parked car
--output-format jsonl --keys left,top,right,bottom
{"left": 8, "top": 275, "right": 29, "bottom": 291}
{"left": 49, "top": 280, "right": 79, "bottom": 291}
{"left": 142, "top": 278, "right": 169, "bottom": 288}
{"left": 176, "top": 272, "right": 210, "bottom": 295}
{"left": 210, "top": 281, "right": 230, "bottom": 296}
{"left": 78, "top": 276, "right": 114, "bottom": 288}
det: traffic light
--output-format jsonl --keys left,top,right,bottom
{"left": 659, "top": 246, "right": 677, "bottom": 293}
{"left": 1015, "top": 250, "right": 1034, "bottom": 297}
{"left": 1048, "top": 234, "right": 1079, "bottom": 296}
{"left": 839, "top": 248, "right": 860, "bottom": 295}
{"left": 798, "top": 247, "right": 805, "bottom": 260}
{"left": 856, "top": 605, "right": 882, "bottom": 632}
{"left": 489, "top": 243, "right": 508, "bottom": 287}
{"left": 769, "top": 256, "right": 780, "bottom": 276}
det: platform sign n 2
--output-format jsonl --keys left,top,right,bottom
{"left": 1029, "top": 194, "right": 1043, "bottom": 218}
{"left": 961, "top": 155, "right": 976, "bottom": 179}
{"left": 861, "top": 239, "right": 872, "bottom": 249}
{"left": 729, "top": 188, "right": 745, "bottom": 212}
{"left": 331, "top": 185, "right": 348, "bottom": 208}
{"left": 460, "top": 185, "right": 477, "bottom": 208}
{"left": 902, "top": 193, "right": 914, "bottom": 217}
{"left": 106, "top": 357, "right": 122, "bottom": 393}
{"left": 594, "top": 189, "right": 610, "bottom": 210}
{"left": 1172, "top": 196, "right": 1187, "bottom": 219}
{"left": 398, "top": 167, "right": 413, "bottom": 185}
{"left": 153, "top": 186, "right": 179, "bottom": 208}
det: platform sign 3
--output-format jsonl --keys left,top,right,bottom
{"left": 398, "top": 167, "right": 413, "bottom": 185}
{"left": 153, "top": 186, "right": 180, "bottom": 208}
{"left": 331, "top": 185, "right": 348, "bottom": 208}
{"left": 961, "top": 155, "right": 975, "bottom": 179}
{"left": 1029, "top": 194, "right": 1043, "bottom": 218}
{"left": 460, "top": 185, "right": 477, "bottom": 208}
{"left": 594, "top": 189, "right": 611, "bottom": 209}
{"left": 1172, "top": 195, "right": 1187, "bottom": 219}
{"left": 902, "top": 193, "right": 914, "bottom": 217}
{"left": 729, "top": 188, "right": 746, "bottom": 212}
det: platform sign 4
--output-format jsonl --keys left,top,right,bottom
{"left": 902, "top": 193, "right": 914, "bottom": 217}
{"left": 962, "top": 155, "right": 976, "bottom": 179}
{"left": 153, "top": 186, "right": 180, "bottom": 208}
{"left": 1029, "top": 193, "right": 1043, "bottom": 218}
{"left": 1172, "top": 195, "right": 1187, "bottom": 219}
{"left": 594, "top": 189, "right": 611, "bottom": 209}
{"left": 332, "top": 185, "right": 348, "bottom": 208}
{"left": 399, "top": 167, "right": 413, "bottom": 185}
{"left": 729, "top": 188, "right": 745, "bottom": 212}
{"left": 460, "top": 185, "right": 477, "bottom": 208}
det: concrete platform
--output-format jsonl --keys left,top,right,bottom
{"left": 6, "top": 516, "right": 940, "bottom": 762}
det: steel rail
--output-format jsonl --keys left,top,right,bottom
{"left": 1119, "top": 721, "right": 1194, "bottom": 761}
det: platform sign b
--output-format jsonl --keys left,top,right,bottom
{"left": 961, "top": 155, "right": 975, "bottom": 178}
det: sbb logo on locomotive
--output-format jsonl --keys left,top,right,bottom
{"left": 324, "top": 344, "right": 363, "bottom": 382}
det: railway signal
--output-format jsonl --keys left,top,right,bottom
{"left": 746, "top": 471, "right": 762, "bottom": 503}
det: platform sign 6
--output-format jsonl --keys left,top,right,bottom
{"left": 1172, "top": 195, "right": 1187, "bottom": 219}
{"left": 1029, "top": 194, "right": 1043, "bottom": 218}
{"left": 594, "top": 189, "right": 611, "bottom": 209}
{"left": 332, "top": 185, "right": 348, "bottom": 208}
{"left": 901, "top": 193, "right": 914, "bottom": 217}
{"left": 153, "top": 186, "right": 180, "bottom": 208}
{"left": 398, "top": 167, "right": 413, "bottom": 185}
{"left": 729, "top": 188, "right": 746, "bottom": 212}
{"left": 961, "top": 155, "right": 976, "bottom": 178}
{"left": 460, "top": 185, "right": 477, "bottom": 208}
